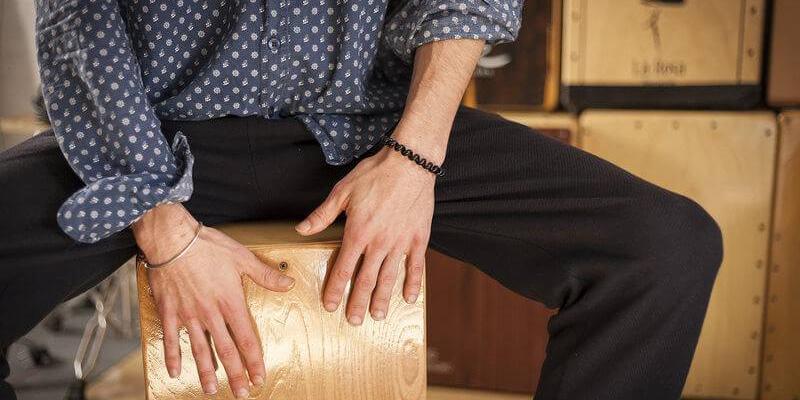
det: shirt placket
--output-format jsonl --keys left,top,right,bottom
{"left": 259, "top": 0, "right": 288, "bottom": 119}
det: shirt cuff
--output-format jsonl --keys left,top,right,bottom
{"left": 385, "top": 0, "right": 523, "bottom": 64}
{"left": 56, "top": 132, "right": 195, "bottom": 244}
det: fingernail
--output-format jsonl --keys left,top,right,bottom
{"left": 168, "top": 367, "right": 178, "bottom": 378}
{"left": 324, "top": 302, "right": 338, "bottom": 312}
{"left": 279, "top": 275, "right": 295, "bottom": 289}
{"left": 205, "top": 382, "right": 217, "bottom": 395}
{"left": 295, "top": 220, "right": 311, "bottom": 233}
{"left": 348, "top": 315, "right": 363, "bottom": 326}
{"left": 407, "top": 294, "right": 418, "bottom": 304}
{"left": 252, "top": 374, "right": 265, "bottom": 386}
{"left": 236, "top": 387, "right": 249, "bottom": 398}
{"left": 372, "top": 310, "right": 385, "bottom": 320}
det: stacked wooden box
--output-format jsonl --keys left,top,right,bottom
{"left": 436, "top": 1, "right": 800, "bottom": 399}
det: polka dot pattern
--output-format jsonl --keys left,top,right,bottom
{"left": 34, "top": 0, "right": 522, "bottom": 243}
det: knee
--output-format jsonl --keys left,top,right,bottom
{"left": 629, "top": 191, "right": 724, "bottom": 288}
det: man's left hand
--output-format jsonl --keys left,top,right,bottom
{"left": 295, "top": 143, "right": 436, "bottom": 325}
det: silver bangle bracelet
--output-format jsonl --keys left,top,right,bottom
{"left": 142, "top": 221, "right": 204, "bottom": 270}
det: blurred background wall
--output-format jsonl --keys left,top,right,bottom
{"left": 0, "top": 0, "right": 38, "bottom": 117}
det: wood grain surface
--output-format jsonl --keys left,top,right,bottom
{"left": 137, "top": 222, "right": 426, "bottom": 399}
{"left": 580, "top": 111, "right": 777, "bottom": 400}
{"left": 761, "top": 112, "right": 800, "bottom": 400}
{"left": 87, "top": 351, "right": 527, "bottom": 400}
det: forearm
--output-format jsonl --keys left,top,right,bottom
{"left": 392, "top": 39, "right": 485, "bottom": 165}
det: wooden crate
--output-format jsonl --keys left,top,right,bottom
{"left": 579, "top": 111, "right": 777, "bottom": 399}
{"left": 426, "top": 113, "right": 574, "bottom": 394}
{"left": 137, "top": 222, "right": 426, "bottom": 400}
{"left": 425, "top": 251, "right": 554, "bottom": 394}
{"left": 761, "top": 111, "right": 800, "bottom": 400}
{"left": 767, "top": 0, "right": 800, "bottom": 107}
{"left": 463, "top": 0, "right": 561, "bottom": 111}
{"left": 497, "top": 111, "right": 578, "bottom": 145}
{"left": 561, "top": 0, "right": 765, "bottom": 111}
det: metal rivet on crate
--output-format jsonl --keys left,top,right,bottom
{"left": 765, "top": 129, "right": 772, "bottom": 137}
{"left": 279, "top": 261, "right": 289, "bottom": 271}
{"left": 753, "top": 296, "right": 760, "bottom": 305}
{"left": 751, "top": 331, "right": 759, "bottom": 340}
{"left": 773, "top": 264, "right": 780, "bottom": 273}
{"left": 732, "top": 387, "right": 740, "bottom": 395}
{"left": 748, "top": 366, "right": 756, "bottom": 375}
{"left": 756, "top": 259, "right": 763, "bottom": 269}
{"left": 758, "top": 222, "right": 766, "bottom": 232}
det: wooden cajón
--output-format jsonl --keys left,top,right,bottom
{"left": 136, "top": 222, "right": 427, "bottom": 400}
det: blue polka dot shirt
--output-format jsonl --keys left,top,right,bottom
{"left": 34, "top": 0, "right": 522, "bottom": 243}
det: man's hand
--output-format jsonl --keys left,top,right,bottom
{"left": 295, "top": 147, "right": 436, "bottom": 324}
{"left": 295, "top": 38, "right": 484, "bottom": 324}
{"left": 133, "top": 203, "right": 295, "bottom": 398}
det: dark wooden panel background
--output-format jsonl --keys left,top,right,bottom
{"left": 471, "top": 0, "right": 560, "bottom": 110}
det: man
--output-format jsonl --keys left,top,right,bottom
{"left": 0, "top": 0, "right": 723, "bottom": 399}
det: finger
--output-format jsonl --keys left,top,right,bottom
{"left": 296, "top": 183, "right": 348, "bottom": 236}
{"left": 370, "top": 247, "right": 403, "bottom": 321}
{"left": 186, "top": 319, "right": 218, "bottom": 395}
{"left": 162, "top": 313, "right": 182, "bottom": 378}
{"left": 323, "top": 227, "right": 364, "bottom": 312}
{"left": 404, "top": 240, "right": 427, "bottom": 304}
{"left": 207, "top": 315, "right": 250, "bottom": 399}
{"left": 225, "top": 300, "right": 266, "bottom": 387}
{"left": 245, "top": 253, "right": 295, "bottom": 292}
{"left": 346, "top": 247, "right": 385, "bottom": 325}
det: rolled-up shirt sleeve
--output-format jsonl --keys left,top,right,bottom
{"left": 35, "top": 0, "right": 194, "bottom": 244}
{"left": 383, "top": 0, "right": 524, "bottom": 64}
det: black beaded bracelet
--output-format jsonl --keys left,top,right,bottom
{"left": 381, "top": 135, "right": 445, "bottom": 177}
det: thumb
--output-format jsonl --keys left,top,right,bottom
{"left": 295, "top": 186, "right": 348, "bottom": 236}
{"left": 246, "top": 257, "right": 295, "bottom": 292}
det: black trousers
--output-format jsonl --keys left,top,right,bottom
{"left": 0, "top": 106, "right": 723, "bottom": 400}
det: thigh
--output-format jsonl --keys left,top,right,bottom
{"left": 429, "top": 106, "right": 675, "bottom": 308}
{"left": 0, "top": 131, "right": 136, "bottom": 347}
{"left": 0, "top": 118, "right": 263, "bottom": 347}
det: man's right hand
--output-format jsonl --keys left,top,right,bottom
{"left": 132, "top": 203, "right": 295, "bottom": 398}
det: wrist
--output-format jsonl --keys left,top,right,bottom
{"left": 132, "top": 203, "right": 198, "bottom": 262}
{"left": 390, "top": 119, "right": 449, "bottom": 166}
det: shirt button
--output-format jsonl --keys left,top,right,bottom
{"left": 268, "top": 37, "right": 281, "bottom": 52}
